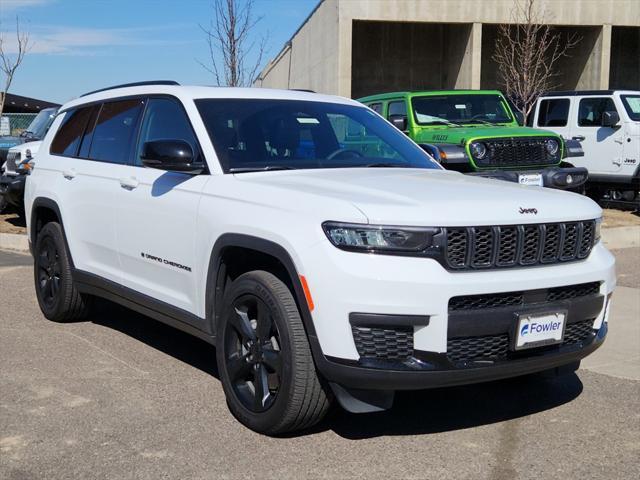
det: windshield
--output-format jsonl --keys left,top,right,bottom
{"left": 25, "top": 108, "right": 57, "bottom": 139}
{"left": 411, "top": 94, "right": 514, "bottom": 125}
{"left": 621, "top": 95, "right": 640, "bottom": 122}
{"left": 195, "top": 99, "right": 440, "bottom": 173}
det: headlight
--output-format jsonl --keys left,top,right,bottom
{"left": 545, "top": 139, "right": 559, "bottom": 156}
{"left": 469, "top": 142, "right": 487, "bottom": 159}
{"left": 322, "top": 222, "right": 439, "bottom": 253}
{"left": 595, "top": 217, "right": 602, "bottom": 243}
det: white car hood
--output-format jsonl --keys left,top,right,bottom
{"left": 235, "top": 168, "right": 601, "bottom": 226}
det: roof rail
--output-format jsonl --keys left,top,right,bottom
{"left": 81, "top": 80, "right": 180, "bottom": 97}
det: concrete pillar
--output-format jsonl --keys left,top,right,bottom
{"left": 470, "top": 23, "right": 482, "bottom": 89}
{"left": 600, "top": 24, "right": 612, "bottom": 89}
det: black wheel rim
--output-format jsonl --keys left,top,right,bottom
{"left": 36, "top": 237, "right": 61, "bottom": 308}
{"left": 224, "top": 294, "right": 283, "bottom": 413}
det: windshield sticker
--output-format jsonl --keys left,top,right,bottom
{"left": 455, "top": 104, "right": 466, "bottom": 109}
{"left": 297, "top": 117, "right": 319, "bottom": 124}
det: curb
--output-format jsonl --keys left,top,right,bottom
{"left": 0, "top": 232, "right": 29, "bottom": 252}
{"left": 602, "top": 226, "right": 640, "bottom": 250}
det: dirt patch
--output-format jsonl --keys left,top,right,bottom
{"left": 0, "top": 213, "right": 26, "bottom": 235}
{"left": 602, "top": 209, "right": 640, "bottom": 228}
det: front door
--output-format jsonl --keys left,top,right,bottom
{"left": 114, "top": 96, "right": 209, "bottom": 318}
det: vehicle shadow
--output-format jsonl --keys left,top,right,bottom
{"left": 90, "top": 299, "right": 583, "bottom": 439}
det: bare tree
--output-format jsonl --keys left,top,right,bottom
{"left": 199, "top": 0, "right": 268, "bottom": 87}
{"left": 0, "top": 18, "right": 31, "bottom": 116}
{"left": 492, "top": 0, "right": 580, "bottom": 121}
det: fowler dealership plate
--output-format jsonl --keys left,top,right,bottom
{"left": 514, "top": 312, "right": 566, "bottom": 350}
{"left": 518, "top": 173, "right": 544, "bottom": 186}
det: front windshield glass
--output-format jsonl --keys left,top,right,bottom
{"left": 25, "top": 108, "right": 57, "bottom": 138}
{"left": 195, "top": 99, "right": 440, "bottom": 173}
{"left": 411, "top": 94, "right": 514, "bottom": 125}
{"left": 621, "top": 95, "right": 640, "bottom": 121}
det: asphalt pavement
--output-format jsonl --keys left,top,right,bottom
{"left": 1, "top": 248, "right": 638, "bottom": 480}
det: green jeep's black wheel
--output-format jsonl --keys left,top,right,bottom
{"left": 217, "top": 271, "right": 331, "bottom": 435}
{"left": 34, "top": 222, "right": 92, "bottom": 322}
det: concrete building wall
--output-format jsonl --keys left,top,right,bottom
{"left": 256, "top": 0, "right": 640, "bottom": 97}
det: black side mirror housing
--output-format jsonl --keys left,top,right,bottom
{"left": 388, "top": 114, "right": 408, "bottom": 131}
{"left": 601, "top": 111, "right": 620, "bottom": 128}
{"left": 514, "top": 111, "right": 525, "bottom": 126}
{"left": 141, "top": 140, "right": 203, "bottom": 173}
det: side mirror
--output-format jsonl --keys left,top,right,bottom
{"left": 514, "top": 111, "right": 525, "bottom": 126}
{"left": 601, "top": 111, "right": 620, "bottom": 128}
{"left": 141, "top": 140, "right": 202, "bottom": 173}
{"left": 388, "top": 114, "right": 408, "bottom": 131}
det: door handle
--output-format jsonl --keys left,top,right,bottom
{"left": 119, "top": 176, "right": 139, "bottom": 190}
{"left": 62, "top": 169, "right": 76, "bottom": 180}
{"left": 572, "top": 136, "right": 585, "bottom": 142}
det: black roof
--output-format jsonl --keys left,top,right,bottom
{"left": 80, "top": 80, "right": 180, "bottom": 97}
{"left": 2, "top": 93, "right": 61, "bottom": 113}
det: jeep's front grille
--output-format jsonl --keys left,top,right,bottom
{"left": 448, "top": 281, "right": 601, "bottom": 311}
{"left": 351, "top": 325, "right": 413, "bottom": 360}
{"left": 4, "top": 151, "right": 20, "bottom": 174}
{"left": 444, "top": 221, "right": 597, "bottom": 270}
{"left": 447, "top": 319, "right": 596, "bottom": 364}
{"left": 472, "top": 137, "right": 558, "bottom": 168}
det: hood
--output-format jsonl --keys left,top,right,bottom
{"left": 414, "top": 125, "right": 560, "bottom": 145}
{"left": 0, "top": 136, "right": 24, "bottom": 149}
{"left": 9, "top": 140, "right": 42, "bottom": 154}
{"left": 234, "top": 168, "right": 601, "bottom": 226}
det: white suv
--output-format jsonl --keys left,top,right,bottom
{"left": 25, "top": 82, "right": 616, "bottom": 435}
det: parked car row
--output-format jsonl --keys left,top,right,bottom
{"left": 24, "top": 81, "right": 614, "bottom": 435}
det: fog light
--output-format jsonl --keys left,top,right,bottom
{"left": 566, "top": 174, "right": 573, "bottom": 184}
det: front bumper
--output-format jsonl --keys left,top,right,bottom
{"left": 302, "top": 242, "right": 615, "bottom": 391}
{"left": 469, "top": 166, "right": 588, "bottom": 190}
{"left": 0, "top": 173, "right": 26, "bottom": 207}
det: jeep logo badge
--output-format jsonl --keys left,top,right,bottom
{"left": 519, "top": 207, "right": 538, "bottom": 214}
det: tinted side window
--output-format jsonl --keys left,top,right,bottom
{"left": 578, "top": 98, "right": 616, "bottom": 127}
{"left": 368, "top": 103, "right": 382, "bottom": 114}
{"left": 89, "top": 99, "right": 144, "bottom": 164}
{"left": 388, "top": 101, "right": 407, "bottom": 118}
{"left": 78, "top": 105, "right": 100, "bottom": 158}
{"left": 537, "top": 99, "right": 570, "bottom": 127}
{"left": 135, "top": 98, "right": 200, "bottom": 166}
{"left": 50, "top": 107, "right": 93, "bottom": 156}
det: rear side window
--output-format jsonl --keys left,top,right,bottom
{"left": 88, "top": 99, "right": 144, "bottom": 164}
{"left": 368, "top": 103, "right": 382, "bottom": 114}
{"left": 537, "top": 99, "right": 570, "bottom": 127}
{"left": 50, "top": 107, "right": 94, "bottom": 156}
{"left": 578, "top": 98, "right": 616, "bottom": 127}
{"left": 388, "top": 101, "right": 407, "bottom": 118}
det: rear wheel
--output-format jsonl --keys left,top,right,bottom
{"left": 33, "top": 222, "right": 92, "bottom": 322}
{"left": 217, "top": 271, "right": 331, "bottom": 435}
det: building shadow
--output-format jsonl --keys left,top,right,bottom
{"left": 89, "top": 299, "right": 583, "bottom": 439}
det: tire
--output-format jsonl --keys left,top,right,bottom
{"left": 33, "top": 222, "right": 92, "bottom": 322}
{"left": 216, "top": 271, "right": 331, "bottom": 435}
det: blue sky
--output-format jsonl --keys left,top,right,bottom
{"left": 0, "top": 0, "right": 319, "bottom": 104}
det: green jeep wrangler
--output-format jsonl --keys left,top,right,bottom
{"left": 357, "top": 90, "right": 586, "bottom": 189}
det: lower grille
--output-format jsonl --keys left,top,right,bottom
{"left": 352, "top": 325, "right": 413, "bottom": 360}
{"left": 446, "top": 319, "right": 596, "bottom": 364}
{"left": 449, "top": 281, "right": 601, "bottom": 312}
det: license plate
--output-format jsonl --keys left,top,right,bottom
{"left": 514, "top": 312, "right": 566, "bottom": 350}
{"left": 518, "top": 173, "right": 543, "bottom": 186}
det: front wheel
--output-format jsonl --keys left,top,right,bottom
{"left": 217, "top": 271, "right": 331, "bottom": 435}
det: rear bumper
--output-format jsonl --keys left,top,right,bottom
{"left": 469, "top": 166, "right": 588, "bottom": 190}
{"left": 0, "top": 173, "right": 26, "bottom": 207}
{"left": 314, "top": 323, "right": 607, "bottom": 391}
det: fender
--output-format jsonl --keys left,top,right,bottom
{"left": 205, "top": 233, "right": 322, "bottom": 356}
{"left": 418, "top": 143, "right": 469, "bottom": 166}
{"left": 30, "top": 197, "right": 68, "bottom": 260}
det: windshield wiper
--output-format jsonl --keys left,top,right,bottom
{"left": 364, "top": 162, "right": 405, "bottom": 168}
{"left": 425, "top": 120, "right": 462, "bottom": 127}
{"left": 229, "top": 165, "right": 296, "bottom": 173}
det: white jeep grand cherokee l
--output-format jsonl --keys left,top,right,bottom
{"left": 25, "top": 81, "right": 615, "bottom": 435}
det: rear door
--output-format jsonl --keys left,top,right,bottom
{"left": 49, "top": 99, "right": 144, "bottom": 281}
{"left": 114, "top": 96, "right": 209, "bottom": 317}
{"left": 571, "top": 96, "right": 625, "bottom": 175}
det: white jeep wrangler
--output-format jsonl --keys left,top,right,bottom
{"left": 25, "top": 82, "right": 615, "bottom": 435}
{"left": 532, "top": 90, "right": 640, "bottom": 210}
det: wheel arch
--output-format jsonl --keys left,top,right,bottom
{"left": 30, "top": 197, "right": 69, "bottom": 259}
{"left": 206, "top": 234, "right": 318, "bottom": 344}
